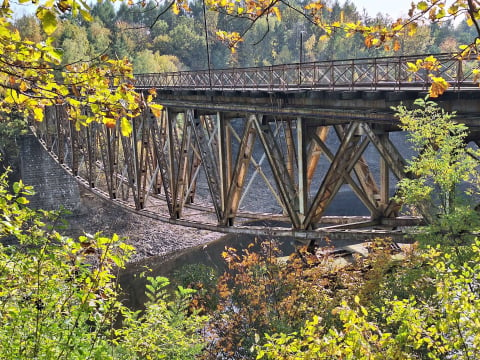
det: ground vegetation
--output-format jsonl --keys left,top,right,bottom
{"left": 0, "top": 168, "right": 208, "bottom": 359}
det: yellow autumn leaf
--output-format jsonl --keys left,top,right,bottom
{"left": 19, "top": 81, "right": 28, "bottom": 92}
{"left": 407, "top": 62, "right": 419, "bottom": 72}
{"left": 33, "top": 107, "right": 44, "bottom": 122}
{"left": 364, "top": 35, "right": 373, "bottom": 48}
{"left": 172, "top": 2, "right": 179, "bottom": 15}
{"left": 319, "top": 34, "right": 329, "bottom": 42}
{"left": 149, "top": 103, "right": 163, "bottom": 118}
{"left": 272, "top": 6, "right": 281, "bottom": 21}
{"left": 36, "top": 7, "right": 58, "bottom": 35}
{"left": 120, "top": 117, "right": 132, "bottom": 136}
{"left": 407, "top": 22, "right": 418, "bottom": 36}
{"left": 417, "top": 1, "right": 428, "bottom": 11}
{"left": 104, "top": 117, "right": 116, "bottom": 129}
{"left": 429, "top": 76, "right": 450, "bottom": 98}
{"left": 393, "top": 39, "right": 401, "bottom": 51}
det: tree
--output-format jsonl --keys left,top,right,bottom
{"left": 166, "top": 19, "right": 207, "bottom": 69}
{"left": 87, "top": 20, "right": 112, "bottom": 57}
{"left": 133, "top": 49, "right": 181, "bottom": 73}
{"left": 398, "top": 25, "right": 434, "bottom": 55}
{"left": 60, "top": 22, "right": 91, "bottom": 64}
{"left": 394, "top": 98, "right": 480, "bottom": 245}
{"left": 14, "top": 15, "right": 44, "bottom": 43}
{"left": 0, "top": 0, "right": 164, "bottom": 136}
{"left": 202, "top": 237, "right": 412, "bottom": 359}
{"left": 91, "top": 1, "right": 116, "bottom": 29}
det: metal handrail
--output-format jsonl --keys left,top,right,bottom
{"left": 133, "top": 53, "right": 480, "bottom": 91}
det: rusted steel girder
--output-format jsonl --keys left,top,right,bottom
{"left": 253, "top": 114, "right": 302, "bottom": 228}
{"left": 304, "top": 122, "right": 367, "bottom": 227}
{"left": 309, "top": 128, "right": 380, "bottom": 216}
{"left": 31, "top": 103, "right": 428, "bottom": 240}
{"left": 222, "top": 115, "right": 257, "bottom": 226}
{"left": 188, "top": 109, "right": 223, "bottom": 221}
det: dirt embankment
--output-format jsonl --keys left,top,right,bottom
{"left": 63, "top": 188, "right": 222, "bottom": 263}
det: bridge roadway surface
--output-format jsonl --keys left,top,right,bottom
{"left": 32, "top": 53, "right": 480, "bottom": 245}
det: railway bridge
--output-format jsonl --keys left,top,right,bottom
{"left": 31, "top": 53, "right": 480, "bottom": 243}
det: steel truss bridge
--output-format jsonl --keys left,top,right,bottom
{"left": 31, "top": 53, "right": 480, "bottom": 244}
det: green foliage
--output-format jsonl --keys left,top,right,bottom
{"left": 393, "top": 98, "right": 480, "bottom": 245}
{"left": 0, "top": 169, "right": 207, "bottom": 359}
{"left": 395, "top": 98, "right": 477, "bottom": 214}
{"left": 0, "top": 111, "right": 28, "bottom": 173}
{"left": 60, "top": 22, "right": 91, "bottom": 64}
{"left": 0, "top": 0, "right": 166, "bottom": 136}
{"left": 0, "top": 173, "right": 133, "bottom": 359}
{"left": 113, "top": 276, "right": 208, "bottom": 359}
{"left": 173, "top": 263, "right": 219, "bottom": 311}
{"left": 133, "top": 50, "right": 181, "bottom": 73}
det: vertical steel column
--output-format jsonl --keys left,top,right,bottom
{"left": 106, "top": 127, "right": 116, "bottom": 199}
{"left": 218, "top": 112, "right": 231, "bottom": 215}
{"left": 296, "top": 117, "right": 308, "bottom": 222}
{"left": 253, "top": 114, "right": 301, "bottom": 228}
{"left": 132, "top": 116, "right": 142, "bottom": 208}
{"left": 174, "top": 113, "right": 192, "bottom": 216}
{"left": 285, "top": 119, "right": 296, "bottom": 184}
{"left": 379, "top": 133, "right": 390, "bottom": 209}
{"left": 151, "top": 107, "right": 174, "bottom": 215}
{"left": 69, "top": 120, "right": 78, "bottom": 176}
{"left": 85, "top": 126, "right": 95, "bottom": 188}
{"left": 167, "top": 109, "right": 179, "bottom": 218}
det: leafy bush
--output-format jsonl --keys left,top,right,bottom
{"left": 202, "top": 239, "right": 408, "bottom": 359}
{"left": 0, "top": 168, "right": 207, "bottom": 359}
{"left": 256, "top": 240, "right": 480, "bottom": 359}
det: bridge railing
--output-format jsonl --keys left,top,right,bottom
{"left": 133, "top": 53, "right": 480, "bottom": 91}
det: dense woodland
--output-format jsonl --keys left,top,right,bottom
{"left": 13, "top": 0, "right": 478, "bottom": 73}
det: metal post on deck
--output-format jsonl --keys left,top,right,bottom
{"left": 457, "top": 57, "right": 463, "bottom": 90}
{"left": 297, "top": 116, "right": 307, "bottom": 223}
{"left": 351, "top": 59, "right": 354, "bottom": 90}
{"left": 299, "top": 30, "right": 306, "bottom": 86}
{"left": 202, "top": 0, "right": 212, "bottom": 90}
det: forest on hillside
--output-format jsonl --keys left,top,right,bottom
{"left": 13, "top": 0, "right": 477, "bottom": 73}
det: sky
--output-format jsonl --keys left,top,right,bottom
{"left": 10, "top": 0, "right": 419, "bottom": 20}
{"left": 349, "top": 0, "right": 411, "bottom": 18}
